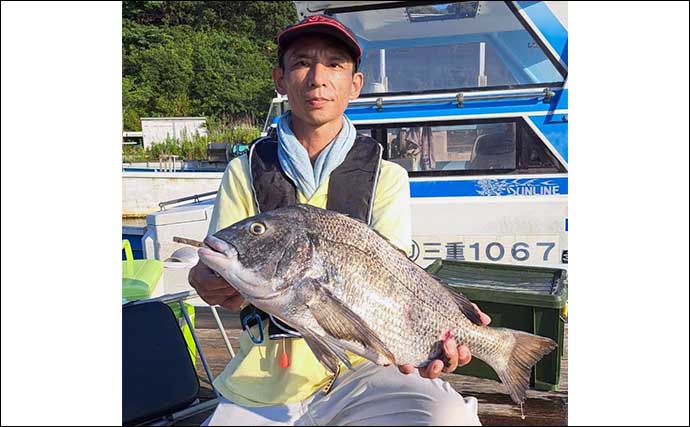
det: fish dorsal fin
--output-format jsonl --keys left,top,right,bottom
{"left": 451, "top": 290, "right": 483, "bottom": 325}
{"left": 369, "top": 227, "right": 409, "bottom": 257}
{"left": 435, "top": 279, "right": 483, "bottom": 326}
{"left": 306, "top": 285, "right": 396, "bottom": 366}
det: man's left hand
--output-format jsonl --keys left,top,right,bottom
{"left": 398, "top": 303, "right": 491, "bottom": 379}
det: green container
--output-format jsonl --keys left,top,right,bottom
{"left": 426, "top": 260, "right": 567, "bottom": 392}
{"left": 122, "top": 240, "right": 163, "bottom": 302}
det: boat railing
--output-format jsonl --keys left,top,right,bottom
{"left": 158, "top": 191, "right": 218, "bottom": 210}
{"left": 349, "top": 87, "right": 556, "bottom": 111}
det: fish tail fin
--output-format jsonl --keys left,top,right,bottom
{"left": 486, "top": 329, "right": 557, "bottom": 404}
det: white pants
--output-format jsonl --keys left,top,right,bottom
{"left": 202, "top": 363, "right": 481, "bottom": 426}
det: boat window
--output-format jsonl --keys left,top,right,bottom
{"left": 375, "top": 118, "right": 564, "bottom": 175}
{"left": 518, "top": 123, "right": 562, "bottom": 172}
{"left": 385, "top": 122, "right": 516, "bottom": 172}
{"left": 330, "top": 1, "right": 565, "bottom": 95}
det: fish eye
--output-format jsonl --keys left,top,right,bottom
{"left": 249, "top": 222, "right": 266, "bottom": 235}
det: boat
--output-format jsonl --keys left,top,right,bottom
{"left": 123, "top": 0, "right": 568, "bottom": 273}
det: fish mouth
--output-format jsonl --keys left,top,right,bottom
{"left": 199, "top": 236, "right": 239, "bottom": 258}
{"left": 198, "top": 235, "right": 281, "bottom": 301}
{"left": 198, "top": 235, "right": 239, "bottom": 271}
{"left": 202, "top": 235, "right": 233, "bottom": 254}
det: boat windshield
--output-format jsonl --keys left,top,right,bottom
{"left": 329, "top": 1, "right": 565, "bottom": 95}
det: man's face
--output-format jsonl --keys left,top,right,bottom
{"left": 272, "top": 36, "right": 364, "bottom": 129}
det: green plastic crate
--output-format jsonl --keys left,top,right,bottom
{"left": 426, "top": 260, "right": 567, "bottom": 392}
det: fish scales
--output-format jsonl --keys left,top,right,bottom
{"left": 307, "top": 209, "right": 489, "bottom": 364}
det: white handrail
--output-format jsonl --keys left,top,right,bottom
{"left": 349, "top": 87, "right": 556, "bottom": 110}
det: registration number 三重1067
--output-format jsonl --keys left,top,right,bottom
{"left": 410, "top": 235, "right": 561, "bottom": 266}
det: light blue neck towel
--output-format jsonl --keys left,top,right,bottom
{"left": 277, "top": 111, "right": 356, "bottom": 200}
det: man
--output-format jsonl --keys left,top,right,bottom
{"left": 189, "top": 15, "right": 490, "bottom": 426}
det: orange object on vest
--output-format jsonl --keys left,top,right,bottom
{"left": 280, "top": 339, "right": 290, "bottom": 368}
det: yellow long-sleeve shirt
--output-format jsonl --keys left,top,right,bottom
{"left": 207, "top": 151, "right": 411, "bottom": 406}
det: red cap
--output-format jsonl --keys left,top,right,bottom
{"left": 277, "top": 15, "right": 362, "bottom": 65}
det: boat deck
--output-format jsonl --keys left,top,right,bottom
{"left": 176, "top": 307, "right": 568, "bottom": 426}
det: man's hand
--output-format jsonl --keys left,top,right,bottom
{"left": 188, "top": 260, "right": 245, "bottom": 311}
{"left": 398, "top": 303, "right": 491, "bottom": 379}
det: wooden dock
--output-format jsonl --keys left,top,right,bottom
{"left": 176, "top": 307, "right": 567, "bottom": 426}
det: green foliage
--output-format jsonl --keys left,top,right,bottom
{"left": 204, "top": 116, "right": 261, "bottom": 144}
{"left": 122, "top": 118, "right": 261, "bottom": 162}
{"left": 122, "top": 1, "right": 297, "bottom": 130}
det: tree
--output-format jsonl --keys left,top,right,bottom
{"left": 122, "top": 1, "right": 297, "bottom": 130}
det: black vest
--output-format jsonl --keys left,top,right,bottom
{"left": 247, "top": 134, "right": 383, "bottom": 224}
{"left": 241, "top": 133, "right": 383, "bottom": 340}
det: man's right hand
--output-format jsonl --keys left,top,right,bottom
{"left": 188, "top": 260, "right": 245, "bottom": 311}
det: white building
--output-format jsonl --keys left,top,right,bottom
{"left": 140, "top": 117, "right": 207, "bottom": 148}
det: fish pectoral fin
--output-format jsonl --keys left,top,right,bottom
{"left": 298, "top": 328, "right": 352, "bottom": 373}
{"left": 306, "top": 286, "right": 396, "bottom": 366}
